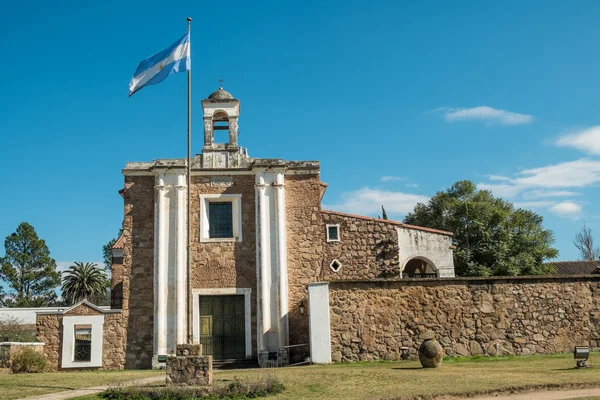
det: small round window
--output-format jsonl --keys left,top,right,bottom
{"left": 330, "top": 259, "right": 342, "bottom": 273}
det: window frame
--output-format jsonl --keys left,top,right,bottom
{"left": 73, "top": 326, "right": 92, "bottom": 362}
{"left": 326, "top": 224, "right": 341, "bottom": 243}
{"left": 199, "top": 194, "right": 242, "bottom": 242}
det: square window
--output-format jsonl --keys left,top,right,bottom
{"left": 74, "top": 326, "right": 92, "bottom": 362}
{"left": 326, "top": 224, "right": 340, "bottom": 242}
{"left": 209, "top": 202, "right": 233, "bottom": 238}
{"left": 199, "top": 194, "right": 242, "bottom": 242}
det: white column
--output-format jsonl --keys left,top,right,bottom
{"left": 274, "top": 171, "right": 289, "bottom": 347}
{"left": 155, "top": 174, "right": 168, "bottom": 357}
{"left": 255, "top": 171, "right": 271, "bottom": 351}
{"left": 175, "top": 173, "right": 187, "bottom": 345}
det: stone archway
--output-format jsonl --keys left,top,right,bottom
{"left": 402, "top": 257, "right": 438, "bottom": 279}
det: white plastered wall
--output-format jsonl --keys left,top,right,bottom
{"left": 308, "top": 282, "right": 331, "bottom": 364}
{"left": 61, "top": 315, "right": 104, "bottom": 368}
{"left": 154, "top": 169, "right": 187, "bottom": 357}
{"left": 254, "top": 169, "right": 288, "bottom": 354}
{"left": 397, "top": 227, "right": 455, "bottom": 278}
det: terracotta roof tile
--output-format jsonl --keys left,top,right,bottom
{"left": 321, "top": 209, "right": 454, "bottom": 236}
{"left": 112, "top": 234, "right": 125, "bottom": 250}
{"left": 545, "top": 260, "right": 600, "bottom": 275}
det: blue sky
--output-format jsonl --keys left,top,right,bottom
{"left": 1, "top": 0, "right": 599, "bottom": 271}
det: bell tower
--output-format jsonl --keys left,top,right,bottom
{"left": 200, "top": 86, "right": 248, "bottom": 168}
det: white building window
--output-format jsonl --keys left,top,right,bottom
{"left": 61, "top": 315, "right": 104, "bottom": 368}
{"left": 200, "top": 194, "right": 242, "bottom": 242}
{"left": 74, "top": 326, "right": 92, "bottom": 362}
{"left": 326, "top": 224, "right": 340, "bottom": 242}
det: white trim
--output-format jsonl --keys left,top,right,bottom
{"left": 34, "top": 300, "right": 117, "bottom": 316}
{"left": 326, "top": 224, "right": 341, "bottom": 242}
{"left": 199, "top": 194, "right": 243, "bottom": 242}
{"left": 308, "top": 282, "right": 331, "bottom": 364}
{"left": 61, "top": 315, "right": 104, "bottom": 368}
{"left": 122, "top": 169, "right": 319, "bottom": 177}
{"left": 274, "top": 171, "right": 289, "bottom": 348}
{"left": 329, "top": 259, "right": 342, "bottom": 273}
{"left": 0, "top": 342, "right": 44, "bottom": 346}
{"left": 192, "top": 288, "right": 252, "bottom": 359}
{"left": 176, "top": 173, "right": 187, "bottom": 345}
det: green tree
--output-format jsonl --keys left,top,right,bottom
{"left": 61, "top": 262, "right": 109, "bottom": 305}
{"left": 381, "top": 206, "right": 388, "bottom": 220}
{"left": 102, "top": 229, "right": 123, "bottom": 273}
{"left": 404, "top": 180, "right": 558, "bottom": 277}
{"left": 0, "top": 222, "right": 61, "bottom": 307}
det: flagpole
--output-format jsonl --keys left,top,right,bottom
{"left": 186, "top": 16, "right": 193, "bottom": 345}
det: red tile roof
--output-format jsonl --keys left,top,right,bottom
{"left": 112, "top": 234, "right": 125, "bottom": 249}
{"left": 545, "top": 260, "right": 600, "bottom": 275}
{"left": 321, "top": 209, "right": 454, "bottom": 236}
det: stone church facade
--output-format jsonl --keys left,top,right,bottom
{"left": 36, "top": 87, "right": 456, "bottom": 370}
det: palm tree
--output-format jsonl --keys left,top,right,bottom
{"left": 61, "top": 262, "right": 109, "bottom": 305}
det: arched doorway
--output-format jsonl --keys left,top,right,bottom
{"left": 403, "top": 257, "right": 438, "bottom": 279}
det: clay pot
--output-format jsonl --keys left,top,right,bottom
{"left": 418, "top": 338, "right": 444, "bottom": 368}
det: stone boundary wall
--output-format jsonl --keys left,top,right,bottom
{"left": 329, "top": 276, "right": 600, "bottom": 362}
{"left": 0, "top": 342, "right": 45, "bottom": 368}
{"left": 36, "top": 304, "right": 125, "bottom": 371}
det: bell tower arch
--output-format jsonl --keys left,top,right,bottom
{"left": 200, "top": 86, "right": 247, "bottom": 168}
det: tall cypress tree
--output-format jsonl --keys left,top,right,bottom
{"left": 0, "top": 222, "right": 61, "bottom": 307}
{"left": 381, "top": 206, "right": 388, "bottom": 220}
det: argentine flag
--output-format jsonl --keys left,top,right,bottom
{"left": 129, "top": 33, "right": 190, "bottom": 96}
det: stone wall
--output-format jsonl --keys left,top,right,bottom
{"left": 321, "top": 211, "right": 403, "bottom": 280}
{"left": 121, "top": 175, "right": 155, "bottom": 368}
{"left": 36, "top": 314, "right": 61, "bottom": 368}
{"left": 0, "top": 342, "right": 45, "bottom": 368}
{"left": 285, "top": 173, "right": 324, "bottom": 355}
{"left": 329, "top": 276, "right": 600, "bottom": 362}
{"left": 189, "top": 174, "right": 258, "bottom": 356}
{"left": 36, "top": 303, "right": 125, "bottom": 370}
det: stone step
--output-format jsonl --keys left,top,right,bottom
{"left": 212, "top": 359, "right": 259, "bottom": 370}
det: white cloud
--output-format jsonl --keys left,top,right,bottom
{"left": 549, "top": 201, "right": 582, "bottom": 219}
{"left": 380, "top": 176, "right": 406, "bottom": 182}
{"left": 405, "top": 183, "right": 420, "bottom": 188}
{"left": 477, "top": 159, "right": 600, "bottom": 219}
{"left": 437, "top": 106, "right": 533, "bottom": 125}
{"left": 478, "top": 183, "right": 523, "bottom": 198}
{"left": 522, "top": 190, "right": 580, "bottom": 200}
{"left": 513, "top": 201, "right": 555, "bottom": 209}
{"left": 557, "top": 126, "right": 600, "bottom": 155}
{"left": 488, "top": 175, "right": 513, "bottom": 182}
{"left": 323, "top": 187, "right": 428, "bottom": 217}
{"left": 478, "top": 159, "right": 600, "bottom": 198}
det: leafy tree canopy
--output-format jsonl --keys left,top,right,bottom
{"left": 61, "top": 262, "right": 109, "bottom": 306}
{"left": 403, "top": 180, "right": 558, "bottom": 277}
{"left": 0, "top": 222, "right": 61, "bottom": 307}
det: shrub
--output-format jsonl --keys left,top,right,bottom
{"left": 0, "top": 316, "right": 37, "bottom": 342}
{"left": 101, "top": 375, "right": 284, "bottom": 400}
{"left": 10, "top": 347, "right": 48, "bottom": 373}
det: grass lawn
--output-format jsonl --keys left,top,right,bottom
{"left": 211, "top": 353, "right": 600, "bottom": 399}
{"left": 14, "top": 353, "right": 600, "bottom": 400}
{"left": 0, "top": 369, "right": 163, "bottom": 400}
